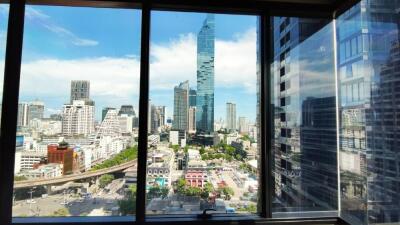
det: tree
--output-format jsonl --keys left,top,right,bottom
{"left": 99, "top": 174, "right": 114, "bottom": 188}
{"left": 171, "top": 145, "right": 180, "bottom": 153}
{"left": 201, "top": 183, "right": 214, "bottom": 199}
{"left": 148, "top": 186, "right": 169, "bottom": 199}
{"left": 199, "top": 147, "right": 205, "bottom": 155}
{"left": 91, "top": 146, "right": 138, "bottom": 171}
{"left": 176, "top": 178, "right": 187, "bottom": 194}
{"left": 185, "top": 186, "right": 202, "bottom": 196}
{"left": 50, "top": 208, "right": 69, "bottom": 217}
{"left": 118, "top": 184, "right": 136, "bottom": 216}
{"left": 219, "top": 187, "right": 234, "bottom": 200}
{"left": 14, "top": 176, "right": 27, "bottom": 181}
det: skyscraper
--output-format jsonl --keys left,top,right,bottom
{"left": 70, "top": 80, "right": 90, "bottom": 104}
{"left": 226, "top": 102, "right": 236, "bottom": 132}
{"left": 238, "top": 116, "right": 248, "bottom": 134}
{"left": 272, "top": 16, "right": 336, "bottom": 213}
{"left": 119, "top": 105, "right": 136, "bottom": 116}
{"left": 62, "top": 100, "right": 95, "bottom": 136}
{"left": 173, "top": 81, "right": 189, "bottom": 131}
{"left": 151, "top": 105, "right": 166, "bottom": 133}
{"left": 98, "top": 108, "right": 120, "bottom": 137}
{"left": 189, "top": 89, "right": 197, "bottom": 107}
{"left": 196, "top": 14, "right": 215, "bottom": 134}
{"left": 17, "top": 102, "right": 29, "bottom": 127}
{"left": 102, "top": 107, "right": 116, "bottom": 122}
{"left": 28, "top": 100, "right": 44, "bottom": 124}
{"left": 188, "top": 106, "right": 196, "bottom": 134}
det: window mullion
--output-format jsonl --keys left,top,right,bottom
{"left": 259, "top": 12, "right": 273, "bottom": 219}
{"left": 0, "top": 1, "right": 26, "bottom": 224}
{"left": 136, "top": 2, "right": 151, "bottom": 222}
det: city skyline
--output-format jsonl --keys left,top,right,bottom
{"left": 0, "top": 6, "right": 257, "bottom": 122}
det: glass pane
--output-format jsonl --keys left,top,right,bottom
{"left": 147, "top": 11, "right": 259, "bottom": 215}
{"left": 337, "top": 1, "right": 400, "bottom": 224}
{"left": 13, "top": 6, "right": 141, "bottom": 218}
{"left": 271, "top": 17, "right": 338, "bottom": 217}
{"left": 0, "top": 4, "right": 9, "bottom": 128}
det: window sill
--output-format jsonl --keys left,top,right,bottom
{"left": 12, "top": 213, "right": 346, "bottom": 225}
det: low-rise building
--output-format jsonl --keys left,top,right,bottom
{"left": 185, "top": 170, "right": 208, "bottom": 188}
{"left": 21, "top": 163, "right": 62, "bottom": 179}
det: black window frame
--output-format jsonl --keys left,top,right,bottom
{"left": 0, "top": 0, "right": 360, "bottom": 224}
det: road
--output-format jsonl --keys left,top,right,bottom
{"left": 14, "top": 160, "right": 137, "bottom": 189}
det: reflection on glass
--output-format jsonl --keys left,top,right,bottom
{"left": 147, "top": 11, "right": 259, "bottom": 215}
{"left": 338, "top": 1, "right": 400, "bottom": 224}
{"left": 0, "top": 4, "right": 9, "bottom": 128}
{"left": 271, "top": 17, "right": 338, "bottom": 217}
{"left": 12, "top": 6, "right": 141, "bottom": 217}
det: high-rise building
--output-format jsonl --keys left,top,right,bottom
{"left": 238, "top": 116, "right": 248, "bottom": 134}
{"left": 70, "top": 80, "right": 90, "bottom": 104}
{"left": 226, "top": 102, "right": 236, "bottom": 132}
{"left": 27, "top": 100, "right": 44, "bottom": 124}
{"left": 151, "top": 105, "right": 166, "bottom": 133}
{"left": 272, "top": 16, "right": 336, "bottom": 213}
{"left": 196, "top": 14, "right": 215, "bottom": 134}
{"left": 98, "top": 108, "right": 120, "bottom": 136}
{"left": 62, "top": 100, "right": 95, "bottom": 136}
{"left": 337, "top": 1, "right": 400, "bottom": 223}
{"left": 102, "top": 107, "right": 116, "bottom": 122}
{"left": 119, "top": 105, "right": 136, "bottom": 116}
{"left": 17, "top": 102, "right": 29, "bottom": 127}
{"left": 189, "top": 89, "right": 197, "bottom": 107}
{"left": 173, "top": 81, "right": 189, "bottom": 131}
{"left": 188, "top": 106, "right": 196, "bottom": 134}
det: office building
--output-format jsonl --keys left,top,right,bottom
{"left": 238, "top": 117, "right": 248, "bottom": 134}
{"left": 226, "top": 102, "right": 236, "bottom": 132}
{"left": 70, "top": 80, "right": 90, "bottom": 103}
{"left": 17, "top": 102, "right": 29, "bottom": 127}
{"left": 62, "top": 100, "right": 95, "bottom": 136}
{"left": 119, "top": 105, "right": 136, "bottom": 116}
{"left": 196, "top": 14, "right": 215, "bottom": 133}
{"left": 173, "top": 81, "right": 189, "bottom": 131}
{"left": 189, "top": 89, "right": 196, "bottom": 107}
{"left": 98, "top": 108, "right": 120, "bottom": 136}
{"left": 28, "top": 100, "right": 44, "bottom": 124}
{"left": 188, "top": 106, "right": 196, "bottom": 134}
{"left": 102, "top": 107, "right": 116, "bottom": 122}
{"left": 272, "top": 16, "right": 336, "bottom": 212}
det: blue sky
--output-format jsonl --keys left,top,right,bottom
{"left": 0, "top": 5, "right": 258, "bottom": 123}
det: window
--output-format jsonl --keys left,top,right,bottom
{"left": 272, "top": 17, "right": 337, "bottom": 218}
{"left": 12, "top": 5, "right": 141, "bottom": 217}
{"left": 0, "top": 0, "right": 398, "bottom": 225}
{"left": 147, "top": 11, "right": 259, "bottom": 215}
{"left": 0, "top": 4, "right": 8, "bottom": 129}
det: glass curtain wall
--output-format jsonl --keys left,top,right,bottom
{"left": 271, "top": 17, "right": 337, "bottom": 218}
{"left": 337, "top": 0, "right": 400, "bottom": 224}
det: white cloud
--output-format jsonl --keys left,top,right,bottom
{"left": 20, "top": 57, "right": 140, "bottom": 100}
{"left": 149, "top": 28, "right": 257, "bottom": 92}
{"left": 17, "top": 27, "right": 257, "bottom": 103}
{"left": 25, "top": 6, "right": 98, "bottom": 47}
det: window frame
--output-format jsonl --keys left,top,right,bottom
{"left": 0, "top": 0, "right": 359, "bottom": 224}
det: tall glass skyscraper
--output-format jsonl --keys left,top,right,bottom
{"left": 196, "top": 14, "right": 215, "bottom": 134}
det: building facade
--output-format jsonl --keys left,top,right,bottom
{"left": 70, "top": 80, "right": 90, "bottom": 103}
{"left": 62, "top": 100, "right": 95, "bottom": 136}
{"left": 173, "top": 81, "right": 189, "bottom": 131}
{"left": 226, "top": 102, "right": 236, "bottom": 132}
{"left": 196, "top": 14, "right": 215, "bottom": 134}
